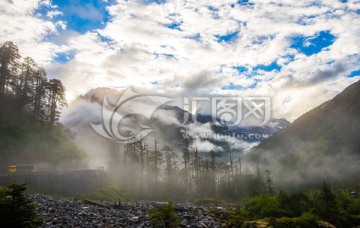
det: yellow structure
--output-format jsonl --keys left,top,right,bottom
{"left": 7, "top": 165, "right": 16, "bottom": 173}
{"left": 7, "top": 164, "right": 34, "bottom": 173}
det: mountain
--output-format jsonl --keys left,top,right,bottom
{"left": 61, "top": 87, "right": 290, "bottom": 165}
{"left": 245, "top": 79, "right": 360, "bottom": 187}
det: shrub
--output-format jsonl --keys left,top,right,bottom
{"left": 242, "top": 219, "right": 269, "bottom": 228}
{"left": 277, "top": 191, "right": 312, "bottom": 217}
{"left": 347, "top": 214, "right": 360, "bottom": 226}
{"left": 0, "top": 183, "right": 42, "bottom": 227}
{"left": 268, "top": 212, "right": 320, "bottom": 228}
{"left": 336, "top": 190, "right": 352, "bottom": 213}
{"left": 245, "top": 194, "right": 280, "bottom": 219}
{"left": 209, "top": 208, "right": 248, "bottom": 227}
{"left": 150, "top": 203, "right": 179, "bottom": 228}
{"left": 318, "top": 181, "right": 338, "bottom": 219}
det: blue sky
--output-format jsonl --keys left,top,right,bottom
{"left": 0, "top": 0, "right": 359, "bottom": 120}
{"left": 33, "top": 1, "right": 113, "bottom": 42}
{"left": 45, "top": 0, "right": 114, "bottom": 33}
{"left": 289, "top": 31, "right": 336, "bottom": 56}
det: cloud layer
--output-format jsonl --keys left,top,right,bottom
{"left": 1, "top": 0, "right": 359, "bottom": 120}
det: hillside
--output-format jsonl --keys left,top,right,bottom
{"left": 0, "top": 104, "right": 84, "bottom": 169}
{"left": 245, "top": 79, "right": 360, "bottom": 187}
{"left": 0, "top": 41, "right": 84, "bottom": 170}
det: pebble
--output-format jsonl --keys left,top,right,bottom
{"left": 28, "top": 194, "right": 223, "bottom": 227}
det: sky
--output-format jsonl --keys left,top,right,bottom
{"left": 0, "top": 0, "right": 359, "bottom": 121}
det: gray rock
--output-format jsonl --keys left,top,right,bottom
{"left": 27, "top": 193, "right": 222, "bottom": 228}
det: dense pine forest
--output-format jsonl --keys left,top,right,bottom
{"left": 0, "top": 41, "right": 83, "bottom": 167}
{"left": 0, "top": 41, "right": 66, "bottom": 124}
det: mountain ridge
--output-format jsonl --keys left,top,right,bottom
{"left": 245, "top": 79, "right": 360, "bottom": 187}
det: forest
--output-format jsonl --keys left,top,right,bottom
{"left": 0, "top": 41, "right": 67, "bottom": 124}
{"left": 106, "top": 137, "right": 270, "bottom": 201}
{"left": 0, "top": 41, "right": 83, "bottom": 167}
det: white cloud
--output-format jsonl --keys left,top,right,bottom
{"left": 194, "top": 139, "right": 223, "bottom": 153}
{"left": 0, "top": 0, "right": 66, "bottom": 65}
{"left": 1, "top": 0, "right": 359, "bottom": 121}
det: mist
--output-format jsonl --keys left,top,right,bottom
{"left": 243, "top": 81, "right": 360, "bottom": 190}
{"left": 58, "top": 86, "right": 283, "bottom": 200}
{"left": 58, "top": 80, "right": 360, "bottom": 199}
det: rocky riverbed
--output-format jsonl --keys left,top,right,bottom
{"left": 29, "top": 194, "right": 223, "bottom": 227}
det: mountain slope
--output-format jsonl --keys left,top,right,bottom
{"left": 245, "top": 79, "right": 360, "bottom": 187}
{"left": 0, "top": 99, "right": 84, "bottom": 169}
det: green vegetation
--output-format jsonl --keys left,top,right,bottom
{"left": 0, "top": 183, "right": 42, "bottom": 227}
{"left": 0, "top": 41, "right": 84, "bottom": 167}
{"left": 268, "top": 213, "right": 319, "bottom": 228}
{"left": 76, "top": 184, "right": 131, "bottom": 202}
{"left": 150, "top": 203, "right": 179, "bottom": 228}
{"left": 209, "top": 182, "right": 360, "bottom": 228}
{"left": 0, "top": 108, "right": 84, "bottom": 166}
